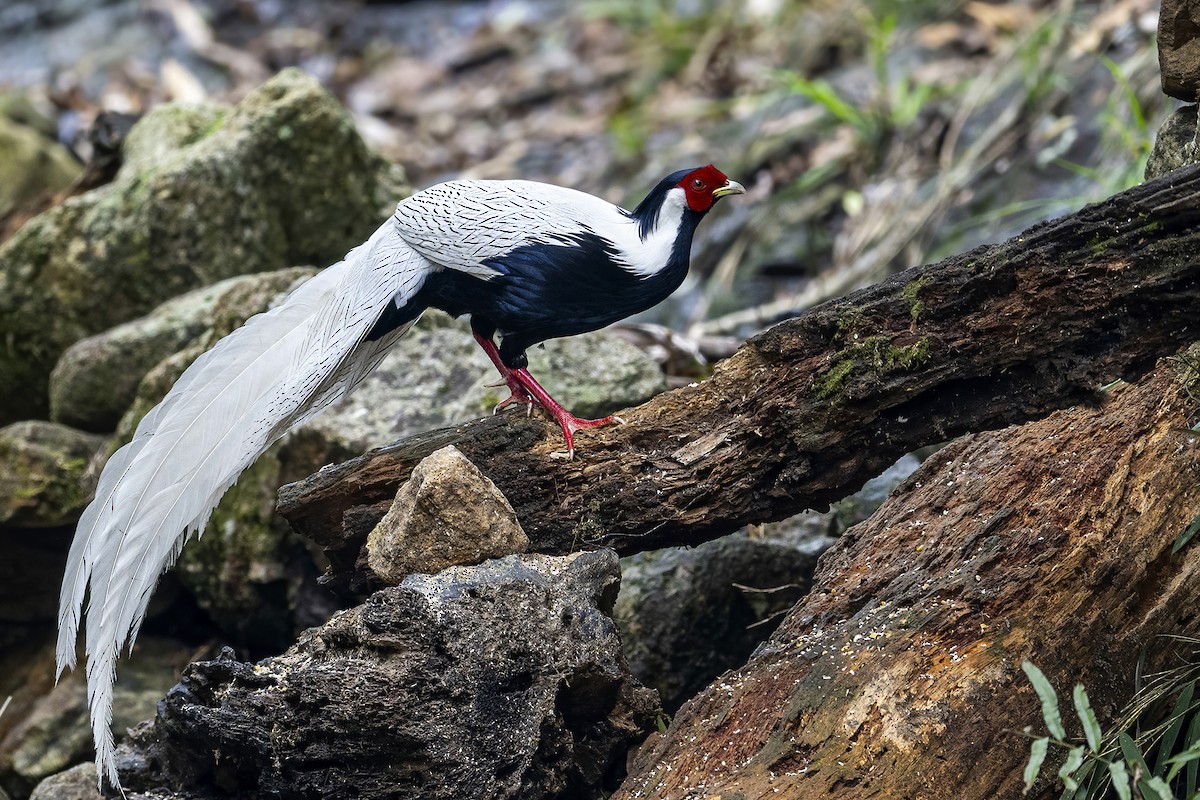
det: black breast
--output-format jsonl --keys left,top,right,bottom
{"left": 416, "top": 220, "right": 699, "bottom": 361}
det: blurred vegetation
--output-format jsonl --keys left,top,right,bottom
{"left": 578, "top": 0, "right": 1167, "bottom": 335}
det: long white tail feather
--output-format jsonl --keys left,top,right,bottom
{"left": 56, "top": 219, "right": 432, "bottom": 789}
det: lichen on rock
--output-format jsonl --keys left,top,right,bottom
{"left": 0, "top": 68, "right": 408, "bottom": 424}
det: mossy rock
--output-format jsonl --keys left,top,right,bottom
{"left": 0, "top": 115, "right": 81, "bottom": 218}
{"left": 50, "top": 268, "right": 316, "bottom": 433}
{"left": 0, "top": 421, "right": 104, "bottom": 528}
{"left": 0, "top": 68, "right": 408, "bottom": 424}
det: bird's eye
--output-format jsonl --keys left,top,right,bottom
{"left": 692, "top": 178, "right": 706, "bottom": 191}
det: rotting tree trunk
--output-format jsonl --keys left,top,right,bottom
{"left": 613, "top": 350, "right": 1200, "bottom": 800}
{"left": 278, "top": 165, "right": 1200, "bottom": 589}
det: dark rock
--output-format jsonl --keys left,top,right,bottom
{"left": 1159, "top": 0, "right": 1200, "bottom": 101}
{"left": 615, "top": 518, "right": 837, "bottom": 713}
{"left": 0, "top": 421, "right": 104, "bottom": 528}
{"left": 115, "top": 551, "right": 659, "bottom": 800}
{"left": 1146, "top": 104, "right": 1199, "bottom": 180}
{"left": 366, "top": 445, "right": 528, "bottom": 585}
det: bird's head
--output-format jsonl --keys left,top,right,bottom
{"left": 676, "top": 164, "right": 746, "bottom": 213}
{"left": 630, "top": 165, "right": 745, "bottom": 239}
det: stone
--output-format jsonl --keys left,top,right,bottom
{"left": 616, "top": 516, "right": 837, "bottom": 712}
{"left": 29, "top": 763, "right": 100, "bottom": 800}
{"left": 0, "top": 421, "right": 104, "bottom": 528}
{"left": 366, "top": 445, "right": 528, "bottom": 584}
{"left": 1146, "top": 104, "right": 1199, "bottom": 180}
{"left": 0, "top": 637, "right": 192, "bottom": 794}
{"left": 1159, "top": 0, "right": 1200, "bottom": 101}
{"left": 0, "top": 68, "right": 408, "bottom": 423}
{"left": 115, "top": 551, "right": 659, "bottom": 800}
{"left": 49, "top": 268, "right": 315, "bottom": 433}
{"left": 0, "top": 116, "right": 81, "bottom": 219}
{"left": 306, "top": 311, "right": 668, "bottom": 451}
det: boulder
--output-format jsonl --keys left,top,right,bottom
{"left": 0, "top": 116, "right": 80, "bottom": 219}
{"left": 1146, "top": 103, "right": 1199, "bottom": 180}
{"left": 306, "top": 311, "right": 668, "bottom": 449}
{"left": 116, "top": 551, "right": 659, "bottom": 800}
{"left": 616, "top": 516, "right": 837, "bottom": 713}
{"left": 0, "top": 637, "right": 193, "bottom": 796}
{"left": 0, "top": 421, "right": 104, "bottom": 528}
{"left": 0, "top": 68, "right": 408, "bottom": 423}
{"left": 50, "top": 268, "right": 315, "bottom": 432}
{"left": 29, "top": 763, "right": 100, "bottom": 800}
{"left": 366, "top": 445, "right": 528, "bottom": 585}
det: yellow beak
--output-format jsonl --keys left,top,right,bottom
{"left": 712, "top": 180, "right": 746, "bottom": 198}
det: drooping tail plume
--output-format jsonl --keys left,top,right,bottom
{"left": 56, "top": 218, "right": 431, "bottom": 788}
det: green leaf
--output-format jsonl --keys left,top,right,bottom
{"left": 1025, "top": 736, "right": 1050, "bottom": 793}
{"left": 1142, "top": 774, "right": 1176, "bottom": 800}
{"left": 1186, "top": 713, "right": 1200, "bottom": 794}
{"left": 1109, "top": 760, "right": 1132, "bottom": 800}
{"left": 1073, "top": 684, "right": 1102, "bottom": 752}
{"left": 1120, "top": 732, "right": 1151, "bottom": 774}
{"left": 1174, "top": 513, "right": 1200, "bottom": 554}
{"left": 1155, "top": 682, "right": 1195, "bottom": 776}
{"left": 1058, "top": 746, "right": 1086, "bottom": 791}
{"left": 1166, "top": 744, "right": 1200, "bottom": 782}
{"left": 1024, "top": 661, "right": 1067, "bottom": 739}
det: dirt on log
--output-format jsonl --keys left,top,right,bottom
{"left": 278, "top": 165, "right": 1200, "bottom": 588}
{"left": 614, "top": 348, "right": 1200, "bottom": 800}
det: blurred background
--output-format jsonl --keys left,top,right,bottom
{"left": 0, "top": 0, "right": 1168, "bottom": 349}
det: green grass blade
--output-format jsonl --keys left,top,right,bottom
{"left": 1155, "top": 682, "right": 1195, "bottom": 776}
{"left": 1026, "top": 736, "right": 1050, "bottom": 793}
{"left": 1024, "top": 661, "right": 1067, "bottom": 739}
{"left": 1073, "top": 684, "right": 1102, "bottom": 752}
{"left": 1173, "top": 513, "right": 1200, "bottom": 554}
{"left": 1186, "top": 713, "right": 1200, "bottom": 793}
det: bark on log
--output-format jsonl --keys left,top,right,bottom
{"left": 278, "top": 166, "right": 1200, "bottom": 585}
{"left": 614, "top": 349, "right": 1200, "bottom": 800}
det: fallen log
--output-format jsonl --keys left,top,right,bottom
{"left": 278, "top": 165, "right": 1200, "bottom": 585}
{"left": 614, "top": 346, "right": 1200, "bottom": 800}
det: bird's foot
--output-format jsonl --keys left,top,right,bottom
{"left": 549, "top": 410, "right": 622, "bottom": 460}
{"left": 491, "top": 375, "right": 538, "bottom": 417}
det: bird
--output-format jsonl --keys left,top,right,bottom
{"left": 55, "top": 164, "right": 745, "bottom": 789}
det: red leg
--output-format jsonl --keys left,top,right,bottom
{"left": 472, "top": 333, "right": 535, "bottom": 414}
{"left": 508, "top": 367, "right": 620, "bottom": 458}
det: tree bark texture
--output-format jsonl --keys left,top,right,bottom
{"left": 278, "top": 166, "right": 1200, "bottom": 585}
{"left": 614, "top": 348, "right": 1200, "bottom": 800}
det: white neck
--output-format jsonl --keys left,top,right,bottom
{"left": 606, "top": 187, "right": 688, "bottom": 279}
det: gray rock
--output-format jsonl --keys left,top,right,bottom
{"left": 367, "top": 445, "right": 528, "bottom": 584}
{"left": 616, "top": 517, "right": 838, "bottom": 712}
{"left": 0, "top": 421, "right": 104, "bottom": 528}
{"left": 29, "top": 763, "right": 100, "bottom": 800}
{"left": 115, "top": 551, "right": 659, "bottom": 800}
{"left": 85, "top": 269, "right": 329, "bottom": 652}
{"left": 0, "top": 68, "right": 408, "bottom": 424}
{"left": 307, "top": 311, "right": 667, "bottom": 451}
{"left": 50, "top": 268, "right": 315, "bottom": 433}
{"left": 0, "top": 115, "right": 80, "bottom": 219}
{"left": 0, "top": 637, "right": 192, "bottom": 793}
{"left": 832, "top": 451, "right": 922, "bottom": 528}
{"left": 1146, "top": 104, "right": 1199, "bottom": 180}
